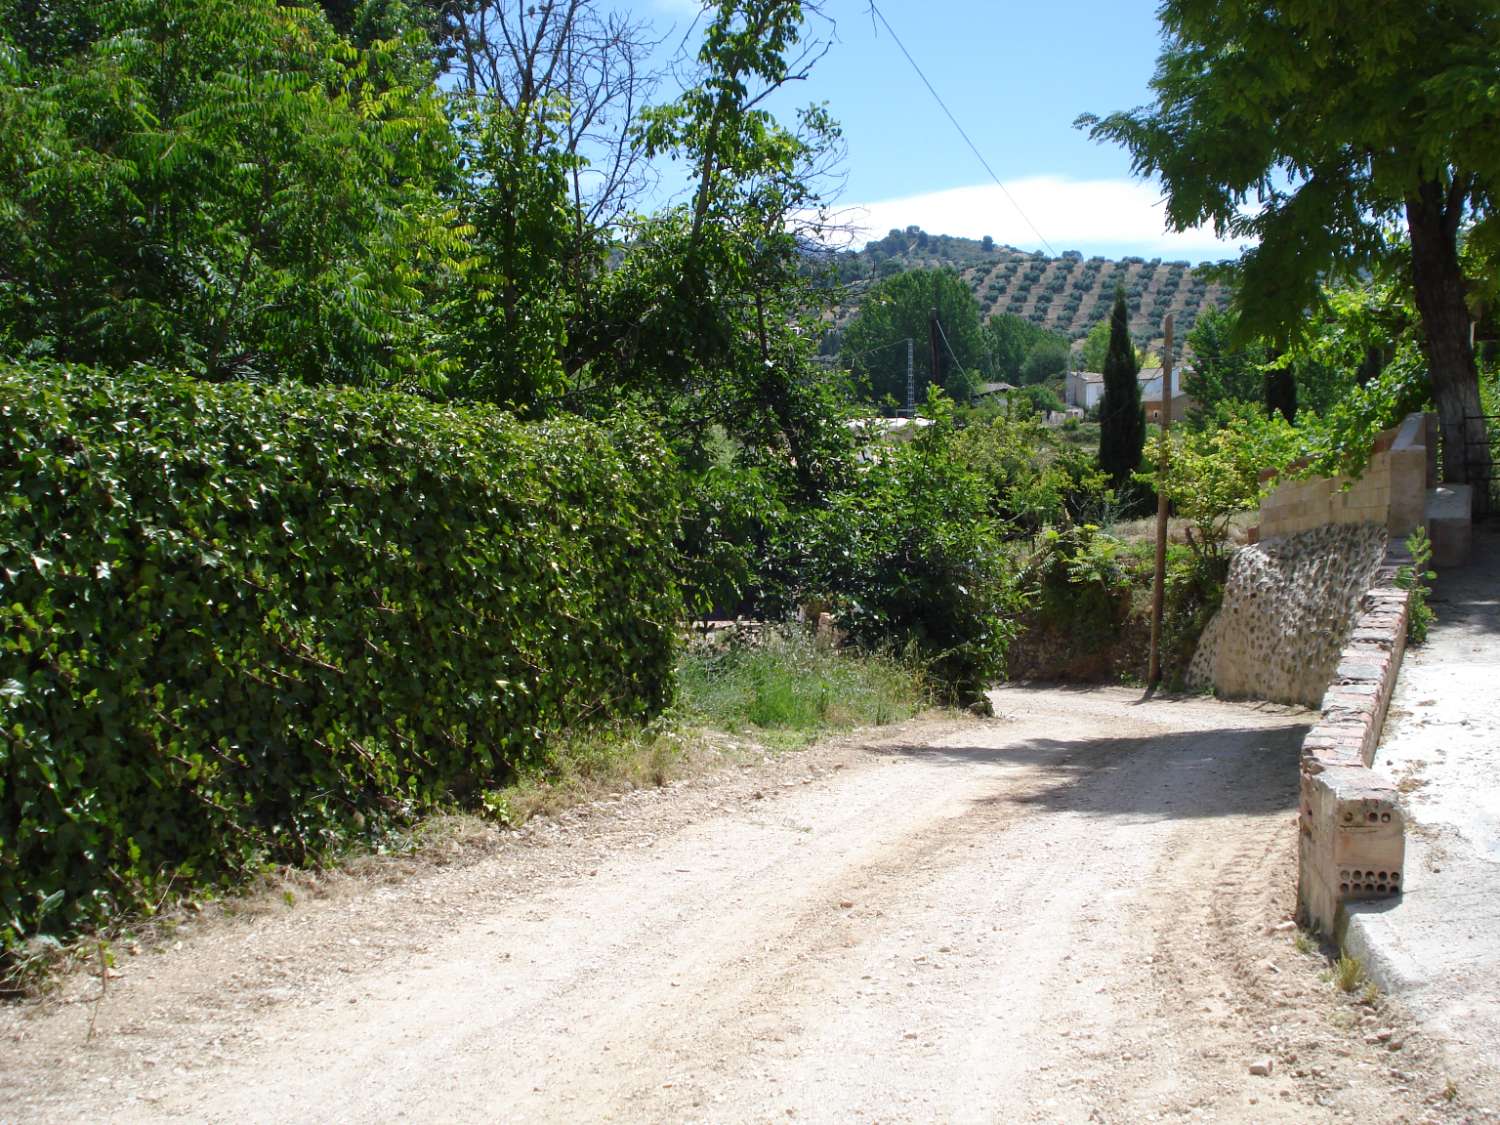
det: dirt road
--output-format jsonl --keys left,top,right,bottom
{"left": 2, "top": 686, "right": 1489, "bottom": 1122}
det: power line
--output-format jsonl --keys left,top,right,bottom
{"left": 841, "top": 336, "right": 913, "bottom": 365}
{"left": 933, "top": 317, "right": 970, "bottom": 385}
{"left": 867, "top": 2, "right": 1057, "bottom": 259}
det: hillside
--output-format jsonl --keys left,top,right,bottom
{"left": 821, "top": 227, "right": 1234, "bottom": 360}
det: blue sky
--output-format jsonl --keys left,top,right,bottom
{"left": 635, "top": 0, "right": 1251, "bottom": 261}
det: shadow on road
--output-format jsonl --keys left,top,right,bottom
{"left": 874, "top": 724, "right": 1308, "bottom": 822}
{"left": 1427, "top": 525, "right": 1500, "bottom": 637}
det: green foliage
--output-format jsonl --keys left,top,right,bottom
{"left": 1020, "top": 524, "right": 1133, "bottom": 656}
{"left": 1079, "top": 319, "right": 1112, "bottom": 373}
{"left": 1098, "top": 290, "right": 1145, "bottom": 489}
{"left": 1020, "top": 338, "right": 1069, "bottom": 385}
{"left": 0, "top": 0, "right": 465, "bottom": 389}
{"left": 1012, "top": 529, "right": 1226, "bottom": 686}
{"left": 785, "top": 393, "right": 1022, "bottom": 705}
{"left": 842, "top": 269, "right": 985, "bottom": 408}
{"left": 1078, "top": 1, "right": 1500, "bottom": 342}
{"left": 0, "top": 363, "right": 680, "bottom": 951}
{"left": 1138, "top": 406, "right": 1299, "bottom": 563}
{"left": 446, "top": 99, "right": 580, "bottom": 411}
{"left": 951, "top": 414, "right": 1109, "bottom": 536}
{"left": 1396, "top": 528, "right": 1437, "bottom": 645}
{"left": 1014, "top": 383, "right": 1065, "bottom": 415}
{"left": 677, "top": 630, "right": 923, "bottom": 737}
{"left": 1281, "top": 275, "right": 1412, "bottom": 415}
{"left": 1184, "top": 307, "right": 1266, "bottom": 416}
{"left": 986, "top": 311, "right": 1056, "bottom": 382}
{"left": 593, "top": 3, "right": 854, "bottom": 506}
{"left": 1077, "top": 0, "right": 1498, "bottom": 497}
{"left": 1297, "top": 358, "right": 1432, "bottom": 479}
{"left": 986, "top": 312, "right": 1070, "bottom": 391}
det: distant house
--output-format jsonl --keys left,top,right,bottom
{"left": 1065, "top": 370, "right": 1104, "bottom": 410}
{"left": 1136, "top": 366, "right": 1184, "bottom": 402}
{"left": 1139, "top": 366, "right": 1196, "bottom": 423}
{"left": 1071, "top": 366, "right": 1197, "bottom": 421}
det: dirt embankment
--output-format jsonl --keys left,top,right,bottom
{"left": 3, "top": 686, "right": 1495, "bottom": 1123}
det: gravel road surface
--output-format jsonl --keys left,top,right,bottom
{"left": 3, "top": 685, "right": 1492, "bottom": 1123}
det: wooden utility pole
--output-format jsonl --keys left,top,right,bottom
{"left": 1147, "top": 315, "right": 1175, "bottom": 689}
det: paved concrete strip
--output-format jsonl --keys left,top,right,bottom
{"left": 1348, "top": 525, "right": 1500, "bottom": 1064}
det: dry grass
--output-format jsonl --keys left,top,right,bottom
{"left": 1108, "top": 510, "right": 1258, "bottom": 548}
{"left": 479, "top": 726, "right": 700, "bottom": 829}
{"left": 1334, "top": 952, "right": 1365, "bottom": 993}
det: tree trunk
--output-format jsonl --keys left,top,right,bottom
{"left": 1406, "top": 178, "right": 1491, "bottom": 516}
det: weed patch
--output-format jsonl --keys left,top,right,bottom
{"left": 677, "top": 630, "right": 925, "bottom": 745}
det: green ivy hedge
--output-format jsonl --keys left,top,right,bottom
{"left": 0, "top": 364, "right": 680, "bottom": 949}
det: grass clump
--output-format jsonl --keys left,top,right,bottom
{"left": 479, "top": 725, "right": 689, "bottom": 828}
{"left": 677, "top": 629, "right": 925, "bottom": 745}
{"left": 1334, "top": 952, "right": 1365, "bottom": 992}
{"left": 1396, "top": 526, "right": 1437, "bottom": 644}
{"left": 471, "top": 630, "right": 926, "bottom": 828}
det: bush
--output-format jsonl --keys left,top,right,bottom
{"left": 0, "top": 363, "right": 680, "bottom": 949}
{"left": 787, "top": 395, "right": 1021, "bottom": 706}
{"left": 1137, "top": 406, "right": 1299, "bottom": 563}
{"left": 951, "top": 414, "right": 1108, "bottom": 535}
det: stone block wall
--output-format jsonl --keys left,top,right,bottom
{"left": 1257, "top": 413, "right": 1430, "bottom": 541}
{"left": 1296, "top": 545, "right": 1411, "bottom": 935}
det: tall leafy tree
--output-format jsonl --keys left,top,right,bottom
{"left": 1098, "top": 289, "right": 1144, "bottom": 488}
{"left": 581, "top": 0, "right": 855, "bottom": 505}
{"left": 841, "top": 268, "right": 984, "bottom": 411}
{"left": 0, "top": 0, "right": 464, "bottom": 388}
{"left": 986, "top": 311, "right": 1053, "bottom": 382}
{"left": 446, "top": 99, "right": 580, "bottom": 412}
{"left": 1019, "top": 338, "right": 1069, "bottom": 385}
{"left": 1081, "top": 315, "right": 1157, "bottom": 374}
{"left": 1078, "top": 0, "right": 1500, "bottom": 510}
{"left": 1183, "top": 306, "right": 1267, "bottom": 418}
{"left": 1079, "top": 318, "right": 1112, "bottom": 373}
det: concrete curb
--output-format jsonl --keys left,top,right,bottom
{"left": 1296, "top": 542, "right": 1412, "bottom": 936}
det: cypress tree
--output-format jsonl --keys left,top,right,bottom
{"left": 1098, "top": 288, "right": 1144, "bottom": 489}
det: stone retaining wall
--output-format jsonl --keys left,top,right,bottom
{"left": 1296, "top": 543, "right": 1412, "bottom": 935}
{"left": 1188, "top": 523, "right": 1388, "bottom": 706}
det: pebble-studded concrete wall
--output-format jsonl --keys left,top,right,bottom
{"left": 1189, "top": 523, "right": 1389, "bottom": 706}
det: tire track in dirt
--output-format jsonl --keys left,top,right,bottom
{"left": 2, "top": 686, "right": 1488, "bottom": 1123}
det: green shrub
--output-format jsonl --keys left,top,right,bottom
{"left": 952, "top": 415, "right": 1109, "bottom": 537}
{"left": 787, "top": 395, "right": 1021, "bottom": 706}
{"left": 0, "top": 363, "right": 680, "bottom": 950}
{"left": 1136, "top": 405, "right": 1299, "bottom": 563}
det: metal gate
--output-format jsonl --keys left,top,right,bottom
{"left": 1462, "top": 413, "right": 1500, "bottom": 517}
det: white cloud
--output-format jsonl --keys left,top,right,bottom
{"left": 833, "top": 177, "right": 1252, "bottom": 262}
